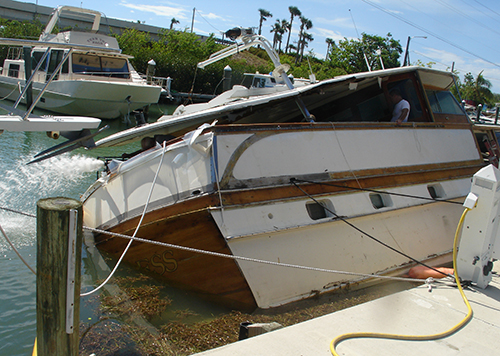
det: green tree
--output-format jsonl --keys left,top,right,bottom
{"left": 328, "top": 33, "right": 402, "bottom": 73}
{"left": 295, "top": 16, "right": 313, "bottom": 64}
{"left": 460, "top": 71, "right": 493, "bottom": 106}
{"left": 169, "top": 18, "right": 180, "bottom": 30}
{"left": 270, "top": 19, "right": 282, "bottom": 50}
{"left": 0, "top": 19, "right": 45, "bottom": 62}
{"left": 278, "top": 19, "right": 289, "bottom": 53}
{"left": 325, "top": 38, "right": 335, "bottom": 60}
{"left": 258, "top": 9, "right": 273, "bottom": 36}
{"left": 285, "top": 6, "right": 301, "bottom": 54}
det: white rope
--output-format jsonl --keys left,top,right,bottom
{"left": 84, "top": 225, "right": 444, "bottom": 285}
{"left": 0, "top": 222, "right": 36, "bottom": 275}
{"left": 1, "top": 199, "right": 452, "bottom": 287}
{"left": 0, "top": 82, "right": 22, "bottom": 101}
{"left": 80, "top": 141, "right": 167, "bottom": 297}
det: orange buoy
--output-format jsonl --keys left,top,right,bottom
{"left": 408, "top": 266, "right": 454, "bottom": 279}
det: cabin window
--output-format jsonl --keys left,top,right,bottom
{"left": 427, "top": 184, "right": 445, "bottom": 199}
{"left": 8, "top": 63, "right": 20, "bottom": 78}
{"left": 72, "top": 53, "right": 129, "bottom": 78}
{"left": 32, "top": 51, "right": 48, "bottom": 71}
{"left": 357, "top": 93, "right": 388, "bottom": 122}
{"left": 252, "top": 77, "right": 266, "bottom": 88}
{"left": 369, "top": 193, "right": 392, "bottom": 209}
{"left": 47, "top": 50, "right": 69, "bottom": 79}
{"left": 388, "top": 79, "right": 423, "bottom": 121}
{"left": 306, "top": 199, "right": 335, "bottom": 220}
{"left": 426, "top": 90, "right": 464, "bottom": 115}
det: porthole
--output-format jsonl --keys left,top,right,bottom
{"left": 306, "top": 199, "right": 334, "bottom": 220}
{"left": 427, "top": 184, "right": 445, "bottom": 199}
{"left": 369, "top": 193, "right": 392, "bottom": 209}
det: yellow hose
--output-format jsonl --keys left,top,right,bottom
{"left": 330, "top": 208, "right": 473, "bottom": 355}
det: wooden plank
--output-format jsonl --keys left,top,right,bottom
{"left": 95, "top": 207, "right": 257, "bottom": 311}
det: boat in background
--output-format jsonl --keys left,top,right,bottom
{"left": 80, "top": 28, "right": 500, "bottom": 311}
{"left": 0, "top": 6, "right": 161, "bottom": 119}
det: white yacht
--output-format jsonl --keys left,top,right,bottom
{"left": 0, "top": 6, "right": 161, "bottom": 119}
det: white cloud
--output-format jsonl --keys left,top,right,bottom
{"left": 120, "top": 1, "right": 187, "bottom": 20}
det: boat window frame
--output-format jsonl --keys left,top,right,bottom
{"left": 384, "top": 74, "right": 429, "bottom": 123}
{"left": 71, "top": 52, "right": 130, "bottom": 79}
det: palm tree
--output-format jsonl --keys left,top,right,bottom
{"left": 169, "top": 17, "right": 179, "bottom": 30}
{"left": 474, "top": 71, "right": 493, "bottom": 103}
{"left": 285, "top": 6, "right": 301, "bottom": 54}
{"left": 298, "top": 32, "right": 314, "bottom": 63}
{"left": 295, "top": 16, "right": 313, "bottom": 64}
{"left": 270, "top": 19, "right": 282, "bottom": 50}
{"left": 325, "top": 38, "right": 335, "bottom": 60}
{"left": 258, "top": 9, "right": 273, "bottom": 36}
{"left": 278, "top": 19, "right": 289, "bottom": 53}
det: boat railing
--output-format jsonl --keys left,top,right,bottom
{"left": 6, "top": 47, "right": 23, "bottom": 60}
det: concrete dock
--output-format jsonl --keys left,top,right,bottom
{"left": 197, "top": 263, "right": 500, "bottom": 355}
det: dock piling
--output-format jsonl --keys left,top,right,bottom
{"left": 36, "top": 197, "right": 83, "bottom": 356}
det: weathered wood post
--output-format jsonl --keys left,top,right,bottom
{"left": 36, "top": 197, "right": 83, "bottom": 356}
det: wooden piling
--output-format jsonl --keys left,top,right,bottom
{"left": 36, "top": 197, "right": 82, "bottom": 356}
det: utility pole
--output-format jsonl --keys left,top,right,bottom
{"left": 191, "top": 8, "right": 195, "bottom": 33}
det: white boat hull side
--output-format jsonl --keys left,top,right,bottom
{"left": 0, "top": 77, "right": 161, "bottom": 119}
{"left": 215, "top": 128, "right": 480, "bottom": 182}
{"left": 82, "top": 135, "right": 214, "bottom": 229}
{"left": 220, "top": 197, "right": 464, "bottom": 308}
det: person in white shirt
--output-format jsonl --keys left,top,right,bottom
{"left": 390, "top": 88, "right": 410, "bottom": 124}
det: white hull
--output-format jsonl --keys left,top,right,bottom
{"left": 214, "top": 190, "right": 464, "bottom": 308}
{"left": 0, "top": 76, "right": 160, "bottom": 119}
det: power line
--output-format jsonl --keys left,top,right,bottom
{"left": 361, "top": 0, "right": 500, "bottom": 69}
{"left": 473, "top": 0, "right": 500, "bottom": 17}
{"left": 194, "top": 8, "right": 223, "bottom": 34}
{"left": 435, "top": 0, "right": 500, "bottom": 37}
{"left": 459, "top": 0, "right": 499, "bottom": 23}
{"left": 397, "top": 0, "right": 500, "bottom": 58}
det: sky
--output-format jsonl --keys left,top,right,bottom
{"left": 29, "top": 0, "right": 500, "bottom": 92}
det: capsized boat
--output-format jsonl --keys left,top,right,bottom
{"left": 0, "top": 6, "right": 161, "bottom": 119}
{"left": 81, "top": 30, "right": 499, "bottom": 311}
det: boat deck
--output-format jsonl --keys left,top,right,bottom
{"left": 196, "top": 262, "right": 500, "bottom": 356}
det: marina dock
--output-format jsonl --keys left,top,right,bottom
{"left": 196, "top": 262, "right": 500, "bottom": 356}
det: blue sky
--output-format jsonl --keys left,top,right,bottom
{"left": 31, "top": 0, "right": 500, "bottom": 92}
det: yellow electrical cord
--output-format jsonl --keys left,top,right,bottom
{"left": 330, "top": 208, "right": 473, "bottom": 356}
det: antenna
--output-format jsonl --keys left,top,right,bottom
{"left": 349, "top": 9, "right": 371, "bottom": 71}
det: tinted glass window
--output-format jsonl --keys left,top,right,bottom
{"left": 426, "top": 90, "right": 464, "bottom": 115}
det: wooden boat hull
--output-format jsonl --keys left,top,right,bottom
{"left": 84, "top": 122, "right": 485, "bottom": 309}
{"left": 94, "top": 196, "right": 257, "bottom": 311}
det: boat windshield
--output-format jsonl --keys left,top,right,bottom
{"left": 72, "top": 53, "right": 130, "bottom": 78}
{"left": 426, "top": 90, "right": 464, "bottom": 115}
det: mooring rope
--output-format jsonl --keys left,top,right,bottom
{"left": 83, "top": 225, "right": 446, "bottom": 285}
{"left": 80, "top": 141, "right": 168, "bottom": 297}
{"left": 0, "top": 222, "right": 36, "bottom": 275}
{"left": 1, "top": 205, "right": 445, "bottom": 285}
{"left": 0, "top": 192, "right": 452, "bottom": 290}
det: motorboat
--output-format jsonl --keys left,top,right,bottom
{"left": 80, "top": 28, "right": 500, "bottom": 311}
{"left": 0, "top": 6, "right": 161, "bottom": 119}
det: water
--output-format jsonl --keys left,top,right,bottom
{"left": 0, "top": 103, "right": 218, "bottom": 355}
